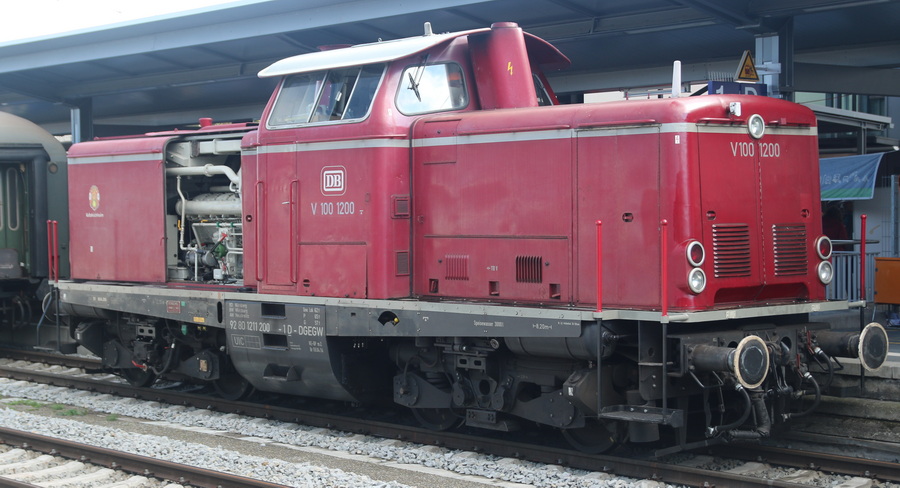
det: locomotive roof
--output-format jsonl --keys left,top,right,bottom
{"left": 259, "top": 25, "right": 570, "bottom": 78}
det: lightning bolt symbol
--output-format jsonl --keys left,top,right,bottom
{"left": 508, "top": 62, "right": 513, "bottom": 75}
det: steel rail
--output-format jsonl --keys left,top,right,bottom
{"left": 717, "top": 444, "right": 900, "bottom": 483}
{"left": 0, "top": 360, "right": 817, "bottom": 488}
{"left": 0, "top": 426, "right": 289, "bottom": 488}
{"left": 0, "top": 348, "right": 102, "bottom": 370}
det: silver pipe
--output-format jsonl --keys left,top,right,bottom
{"left": 166, "top": 165, "right": 240, "bottom": 192}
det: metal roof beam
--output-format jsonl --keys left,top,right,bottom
{"left": 55, "top": 62, "right": 272, "bottom": 100}
{"left": 0, "top": 74, "right": 64, "bottom": 103}
{"left": 792, "top": 62, "right": 900, "bottom": 97}
{"left": 670, "top": 0, "right": 762, "bottom": 29}
{"left": 527, "top": 7, "right": 716, "bottom": 41}
{"left": 749, "top": 0, "right": 892, "bottom": 17}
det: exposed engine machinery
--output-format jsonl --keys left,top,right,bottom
{"left": 55, "top": 22, "right": 887, "bottom": 454}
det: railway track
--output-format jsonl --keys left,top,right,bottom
{"left": 0, "top": 427, "right": 287, "bottom": 488}
{"left": 0, "top": 350, "right": 897, "bottom": 487}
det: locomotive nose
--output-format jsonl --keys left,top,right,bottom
{"left": 688, "top": 335, "right": 770, "bottom": 389}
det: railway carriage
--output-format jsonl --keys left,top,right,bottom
{"left": 55, "top": 22, "right": 887, "bottom": 453}
{"left": 0, "top": 112, "right": 68, "bottom": 334}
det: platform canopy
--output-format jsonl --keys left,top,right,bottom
{"left": 0, "top": 0, "right": 898, "bottom": 138}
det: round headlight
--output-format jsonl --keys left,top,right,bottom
{"left": 815, "top": 236, "right": 833, "bottom": 260}
{"left": 686, "top": 241, "right": 705, "bottom": 267}
{"left": 688, "top": 268, "right": 707, "bottom": 293}
{"left": 748, "top": 114, "right": 765, "bottom": 139}
{"left": 817, "top": 261, "right": 834, "bottom": 285}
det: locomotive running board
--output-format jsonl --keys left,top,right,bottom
{"left": 598, "top": 299, "right": 856, "bottom": 324}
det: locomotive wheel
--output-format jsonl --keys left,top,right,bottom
{"left": 411, "top": 407, "right": 462, "bottom": 431}
{"left": 561, "top": 418, "right": 624, "bottom": 454}
{"left": 213, "top": 374, "right": 255, "bottom": 401}
{"left": 120, "top": 367, "right": 157, "bottom": 388}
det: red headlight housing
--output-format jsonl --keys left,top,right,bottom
{"left": 816, "top": 236, "right": 833, "bottom": 260}
{"left": 686, "top": 240, "right": 705, "bottom": 267}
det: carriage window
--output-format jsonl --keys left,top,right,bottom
{"left": 267, "top": 64, "right": 384, "bottom": 128}
{"left": 6, "top": 168, "right": 20, "bottom": 231}
{"left": 396, "top": 63, "right": 467, "bottom": 115}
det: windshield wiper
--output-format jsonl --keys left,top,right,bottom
{"left": 407, "top": 54, "right": 429, "bottom": 102}
{"left": 408, "top": 72, "right": 421, "bottom": 102}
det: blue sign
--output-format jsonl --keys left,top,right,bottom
{"left": 820, "top": 153, "right": 884, "bottom": 201}
{"left": 708, "top": 81, "right": 767, "bottom": 96}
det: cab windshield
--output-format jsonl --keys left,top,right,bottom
{"left": 396, "top": 62, "right": 468, "bottom": 115}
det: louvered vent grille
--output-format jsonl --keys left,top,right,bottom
{"left": 445, "top": 254, "right": 469, "bottom": 281}
{"left": 516, "top": 256, "right": 543, "bottom": 283}
{"left": 773, "top": 224, "right": 807, "bottom": 276}
{"left": 712, "top": 224, "right": 752, "bottom": 278}
{"left": 393, "top": 196, "right": 410, "bottom": 218}
{"left": 396, "top": 251, "right": 410, "bottom": 276}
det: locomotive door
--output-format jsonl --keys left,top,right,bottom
{"left": 574, "top": 126, "right": 661, "bottom": 308}
{"left": 697, "top": 127, "right": 764, "bottom": 292}
{"left": 259, "top": 151, "right": 299, "bottom": 290}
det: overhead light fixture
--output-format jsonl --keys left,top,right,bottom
{"left": 803, "top": 0, "right": 888, "bottom": 13}
{"left": 624, "top": 21, "right": 716, "bottom": 34}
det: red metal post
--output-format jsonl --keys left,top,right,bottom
{"left": 46, "top": 220, "right": 56, "bottom": 282}
{"left": 860, "top": 214, "right": 867, "bottom": 301}
{"left": 46, "top": 220, "right": 52, "bottom": 281}
{"left": 660, "top": 219, "right": 668, "bottom": 318}
{"left": 596, "top": 220, "right": 602, "bottom": 313}
{"left": 53, "top": 220, "right": 59, "bottom": 282}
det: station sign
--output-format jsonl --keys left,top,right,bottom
{"left": 735, "top": 50, "right": 760, "bottom": 82}
{"left": 708, "top": 81, "right": 767, "bottom": 97}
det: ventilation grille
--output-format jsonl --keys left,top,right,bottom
{"left": 396, "top": 251, "right": 410, "bottom": 276}
{"left": 773, "top": 224, "right": 807, "bottom": 276}
{"left": 712, "top": 224, "right": 752, "bottom": 278}
{"left": 392, "top": 196, "right": 410, "bottom": 218}
{"left": 516, "top": 255, "right": 543, "bottom": 283}
{"left": 445, "top": 254, "right": 469, "bottom": 281}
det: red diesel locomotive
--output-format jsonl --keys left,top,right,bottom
{"left": 57, "top": 22, "right": 887, "bottom": 453}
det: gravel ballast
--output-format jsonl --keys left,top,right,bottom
{"left": 0, "top": 377, "right": 664, "bottom": 488}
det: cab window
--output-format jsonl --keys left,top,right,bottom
{"left": 396, "top": 63, "right": 467, "bottom": 115}
{"left": 267, "top": 64, "right": 384, "bottom": 128}
{"left": 533, "top": 73, "right": 554, "bottom": 106}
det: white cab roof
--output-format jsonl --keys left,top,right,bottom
{"left": 258, "top": 29, "right": 482, "bottom": 78}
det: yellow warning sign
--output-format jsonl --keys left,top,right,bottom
{"left": 735, "top": 50, "right": 760, "bottom": 83}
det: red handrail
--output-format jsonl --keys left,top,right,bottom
{"left": 595, "top": 220, "right": 602, "bottom": 313}
{"left": 660, "top": 219, "right": 668, "bottom": 318}
{"left": 47, "top": 220, "right": 59, "bottom": 282}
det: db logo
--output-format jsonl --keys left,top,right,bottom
{"left": 321, "top": 166, "right": 346, "bottom": 195}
